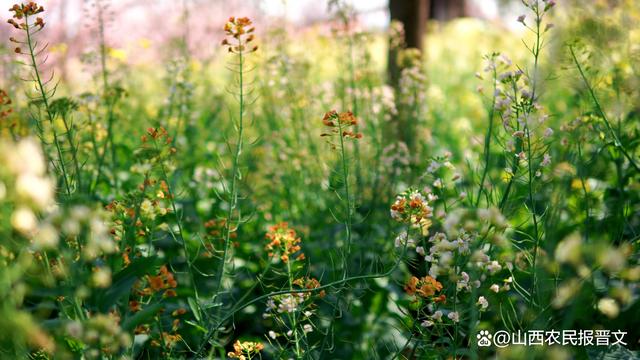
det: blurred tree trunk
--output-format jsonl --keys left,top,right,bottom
{"left": 431, "top": 0, "right": 467, "bottom": 21}
{"left": 388, "top": 0, "right": 430, "bottom": 85}
{"left": 388, "top": 0, "right": 467, "bottom": 85}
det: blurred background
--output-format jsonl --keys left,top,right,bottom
{"left": 0, "top": 0, "right": 528, "bottom": 86}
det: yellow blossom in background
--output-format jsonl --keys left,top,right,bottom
{"left": 108, "top": 48, "right": 127, "bottom": 62}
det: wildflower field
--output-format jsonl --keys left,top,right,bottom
{"left": 1, "top": 0, "right": 640, "bottom": 358}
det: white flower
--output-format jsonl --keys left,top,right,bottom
{"left": 477, "top": 296, "right": 489, "bottom": 310}
{"left": 597, "top": 298, "right": 619, "bottom": 319}
{"left": 486, "top": 261, "right": 502, "bottom": 274}
{"left": 303, "top": 324, "right": 313, "bottom": 333}
{"left": 416, "top": 246, "right": 425, "bottom": 256}
{"left": 268, "top": 330, "right": 277, "bottom": 339}
{"left": 16, "top": 174, "right": 54, "bottom": 209}
{"left": 140, "top": 199, "right": 155, "bottom": 219}
{"left": 448, "top": 311, "right": 460, "bottom": 323}
{"left": 490, "top": 284, "right": 500, "bottom": 293}
{"left": 421, "top": 320, "right": 434, "bottom": 327}
{"left": 427, "top": 160, "right": 441, "bottom": 173}
{"left": 432, "top": 311, "right": 443, "bottom": 321}
{"left": 517, "top": 152, "right": 527, "bottom": 161}
{"left": 34, "top": 224, "right": 58, "bottom": 249}
{"left": 92, "top": 267, "right": 112, "bottom": 288}
{"left": 266, "top": 298, "right": 277, "bottom": 311}
{"left": 11, "top": 207, "right": 37, "bottom": 235}
{"left": 7, "top": 138, "right": 46, "bottom": 176}
{"left": 433, "top": 178, "right": 443, "bottom": 189}
{"left": 544, "top": 127, "right": 554, "bottom": 137}
{"left": 541, "top": 153, "right": 551, "bottom": 167}
{"left": 278, "top": 295, "right": 301, "bottom": 313}
{"left": 395, "top": 231, "right": 416, "bottom": 248}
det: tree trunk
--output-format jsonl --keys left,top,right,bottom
{"left": 388, "top": 0, "right": 430, "bottom": 85}
{"left": 387, "top": 0, "right": 467, "bottom": 85}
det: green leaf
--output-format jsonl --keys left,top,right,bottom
{"left": 188, "top": 297, "right": 202, "bottom": 322}
{"left": 95, "top": 257, "right": 157, "bottom": 312}
{"left": 122, "top": 302, "right": 162, "bottom": 331}
{"left": 185, "top": 320, "right": 208, "bottom": 333}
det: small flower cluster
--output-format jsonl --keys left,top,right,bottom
{"left": 397, "top": 48, "right": 427, "bottom": 112}
{"left": 551, "top": 232, "right": 639, "bottom": 315}
{"left": 7, "top": 2, "right": 44, "bottom": 30}
{"left": 518, "top": 0, "right": 556, "bottom": 27}
{"left": 0, "top": 138, "right": 55, "bottom": 243}
{"left": 227, "top": 340, "right": 264, "bottom": 359}
{"left": 136, "top": 127, "right": 177, "bottom": 171}
{"left": 293, "top": 276, "right": 325, "bottom": 298}
{"left": 321, "top": 110, "right": 363, "bottom": 140}
{"left": 263, "top": 276, "right": 322, "bottom": 352}
{"left": 136, "top": 265, "right": 178, "bottom": 298}
{"left": 381, "top": 142, "right": 411, "bottom": 180}
{"left": 265, "top": 222, "right": 304, "bottom": 263}
{"left": 202, "top": 218, "right": 238, "bottom": 256}
{"left": 51, "top": 205, "right": 115, "bottom": 260}
{"left": 388, "top": 20, "right": 406, "bottom": 50}
{"left": 0, "top": 90, "right": 13, "bottom": 120}
{"left": 222, "top": 17, "right": 258, "bottom": 53}
{"left": 371, "top": 85, "right": 398, "bottom": 122}
{"left": 105, "top": 178, "right": 172, "bottom": 241}
{"left": 404, "top": 275, "right": 445, "bottom": 302}
{"left": 141, "top": 126, "right": 173, "bottom": 145}
{"left": 390, "top": 188, "right": 433, "bottom": 226}
{"left": 65, "top": 313, "right": 131, "bottom": 359}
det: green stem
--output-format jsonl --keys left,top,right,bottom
{"left": 475, "top": 66, "right": 498, "bottom": 207}
{"left": 287, "top": 260, "right": 302, "bottom": 359}
{"left": 569, "top": 45, "right": 640, "bottom": 172}
{"left": 529, "top": 5, "right": 543, "bottom": 306}
{"left": 215, "top": 44, "right": 244, "bottom": 294}
{"left": 24, "top": 15, "right": 71, "bottom": 196}
{"left": 337, "top": 119, "right": 353, "bottom": 272}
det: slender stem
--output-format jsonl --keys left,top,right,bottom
{"left": 24, "top": 15, "right": 71, "bottom": 196}
{"left": 476, "top": 66, "right": 498, "bottom": 207}
{"left": 215, "top": 44, "right": 244, "bottom": 294}
{"left": 61, "top": 113, "right": 82, "bottom": 192}
{"left": 337, "top": 119, "right": 353, "bottom": 272}
{"left": 287, "top": 260, "right": 302, "bottom": 359}
{"left": 156, "top": 141, "right": 199, "bottom": 301}
{"left": 569, "top": 45, "right": 640, "bottom": 172}
{"left": 528, "top": 5, "right": 543, "bottom": 306}
{"left": 91, "top": 1, "right": 118, "bottom": 193}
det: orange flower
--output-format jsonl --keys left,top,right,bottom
{"left": 147, "top": 265, "right": 178, "bottom": 293}
{"left": 404, "top": 276, "right": 419, "bottom": 295}
{"left": 148, "top": 275, "right": 164, "bottom": 290}
{"left": 129, "top": 300, "right": 141, "bottom": 312}
{"left": 405, "top": 276, "right": 443, "bottom": 299}
{"left": 321, "top": 110, "right": 363, "bottom": 140}
{"left": 417, "top": 276, "right": 442, "bottom": 297}
{"left": 390, "top": 189, "right": 433, "bottom": 224}
{"left": 265, "top": 222, "right": 304, "bottom": 263}
{"left": 222, "top": 16, "right": 258, "bottom": 54}
{"left": 228, "top": 340, "right": 264, "bottom": 359}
